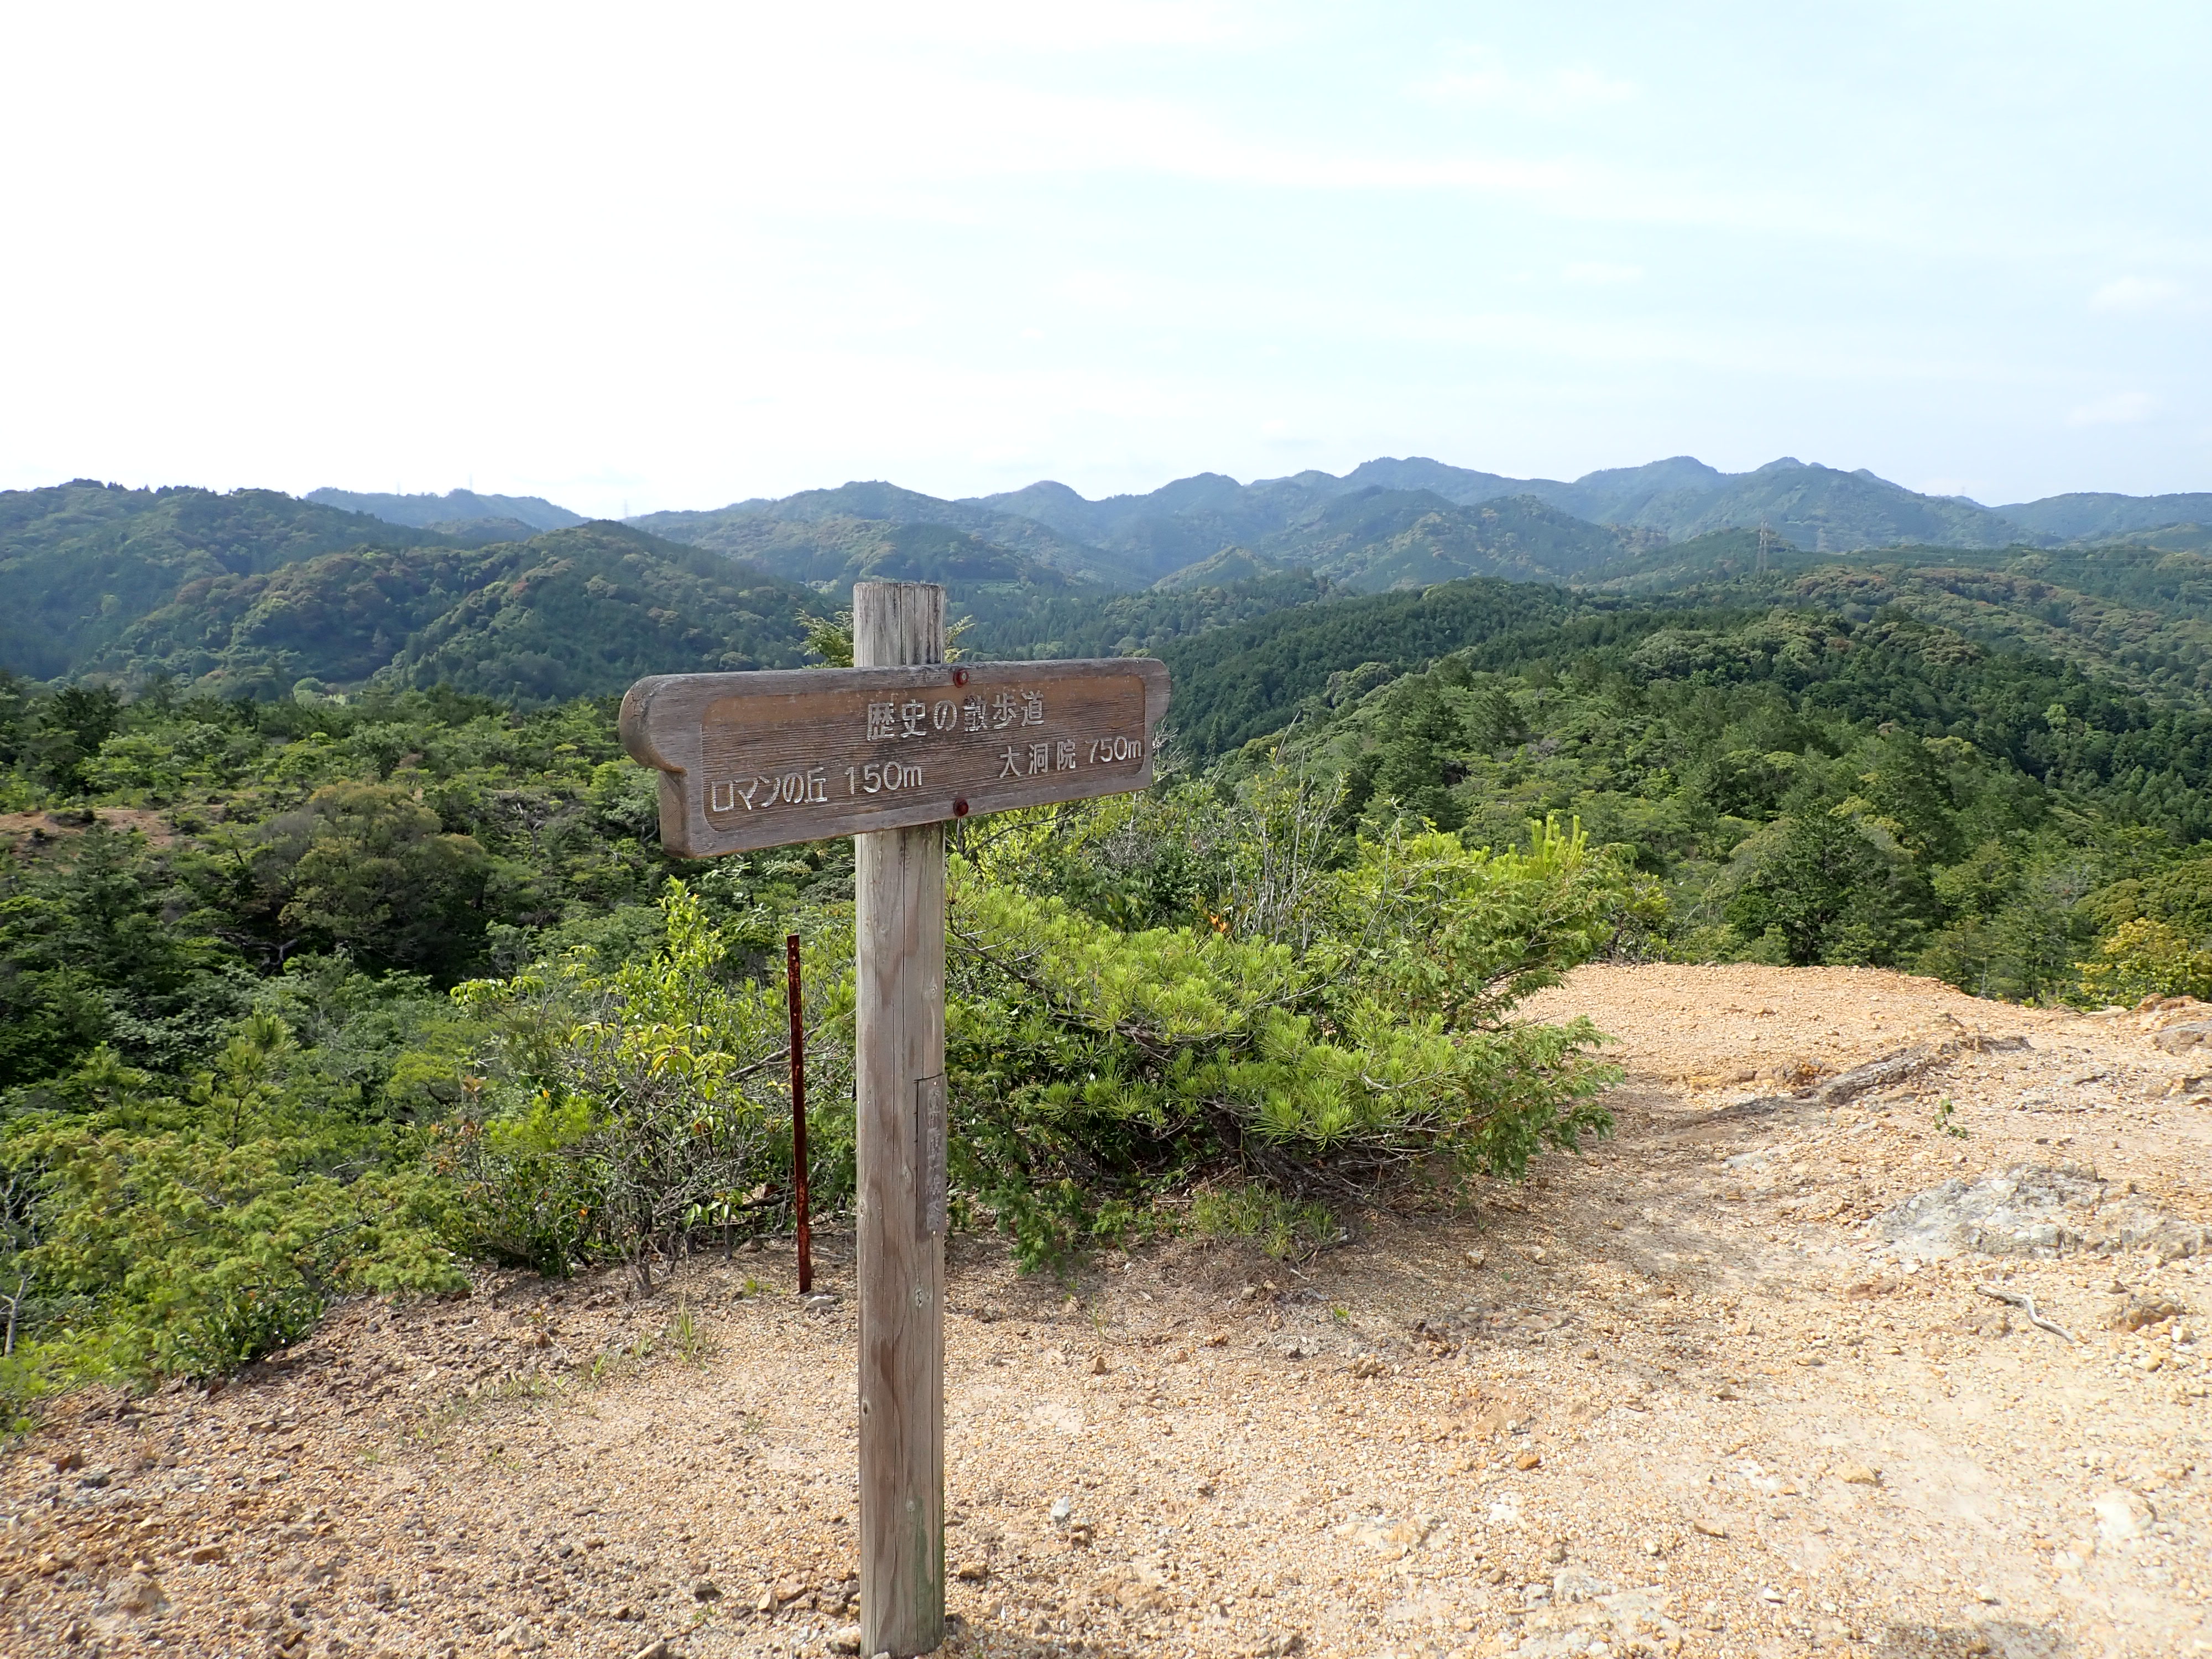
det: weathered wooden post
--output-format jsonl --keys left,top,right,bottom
{"left": 851, "top": 581, "right": 947, "bottom": 1654}
{"left": 619, "top": 586, "right": 1167, "bottom": 1657}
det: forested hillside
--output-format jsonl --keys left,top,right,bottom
{"left": 9, "top": 466, "right": 2212, "bottom": 1414}
{"left": 114, "top": 520, "right": 820, "bottom": 703}
{"left": 0, "top": 483, "right": 820, "bottom": 701}
{"left": 0, "top": 662, "right": 1635, "bottom": 1395}
{"left": 0, "top": 483, "right": 447, "bottom": 680}
{"left": 1241, "top": 489, "right": 1656, "bottom": 589}
{"left": 14, "top": 469, "right": 2212, "bottom": 709}
{"left": 1276, "top": 602, "right": 2212, "bottom": 997}
{"left": 1576, "top": 541, "right": 2212, "bottom": 701}
{"left": 962, "top": 570, "right": 1338, "bottom": 661}
{"left": 1150, "top": 577, "right": 1582, "bottom": 753}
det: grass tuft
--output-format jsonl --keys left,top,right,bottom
{"left": 1188, "top": 1185, "right": 1338, "bottom": 1261}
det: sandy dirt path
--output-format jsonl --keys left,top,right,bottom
{"left": 5, "top": 964, "right": 2210, "bottom": 1659}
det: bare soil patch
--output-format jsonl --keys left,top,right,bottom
{"left": 7, "top": 964, "right": 2210, "bottom": 1658}
{"left": 0, "top": 808, "right": 178, "bottom": 855}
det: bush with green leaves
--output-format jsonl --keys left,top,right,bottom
{"left": 446, "top": 883, "right": 853, "bottom": 1288}
{"left": 944, "top": 799, "right": 1636, "bottom": 1267}
{"left": 438, "top": 796, "right": 1640, "bottom": 1278}
{"left": 1, "top": 1017, "right": 462, "bottom": 1383}
{"left": 2076, "top": 919, "right": 2212, "bottom": 1005}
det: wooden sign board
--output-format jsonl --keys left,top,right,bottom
{"left": 622, "top": 588, "right": 1171, "bottom": 1659}
{"left": 620, "top": 658, "right": 1171, "bottom": 855}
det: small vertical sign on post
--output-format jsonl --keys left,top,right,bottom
{"left": 620, "top": 582, "right": 1167, "bottom": 1657}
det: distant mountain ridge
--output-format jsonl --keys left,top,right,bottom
{"left": 627, "top": 455, "right": 2208, "bottom": 603}
{"left": 306, "top": 487, "right": 586, "bottom": 535}
{"left": 301, "top": 460, "right": 2212, "bottom": 604}
{"left": 632, "top": 483, "right": 1145, "bottom": 588}
{"left": 11, "top": 458, "right": 2211, "bottom": 704}
{"left": 966, "top": 453, "right": 2033, "bottom": 560}
{"left": 0, "top": 481, "right": 812, "bottom": 700}
{"left": 1996, "top": 492, "right": 2212, "bottom": 541}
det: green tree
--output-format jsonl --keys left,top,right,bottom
{"left": 1725, "top": 812, "right": 1917, "bottom": 966}
{"left": 945, "top": 808, "right": 1629, "bottom": 1266}
{"left": 256, "top": 782, "right": 493, "bottom": 976}
{"left": 1848, "top": 732, "right": 1968, "bottom": 864}
{"left": 29, "top": 685, "right": 125, "bottom": 795}
{"left": 0, "top": 826, "right": 244, "bottom": 1085}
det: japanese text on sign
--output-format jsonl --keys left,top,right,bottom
{"left": 619, "top": 659, "right": 1171, "bottom": 857}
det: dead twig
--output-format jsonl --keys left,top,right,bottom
{"left": 1976, "top": 1282, "right": 2075, "bottom": 1343}
{"left": 1673, "top": 1042, "right": 1956, "bottom": 1129}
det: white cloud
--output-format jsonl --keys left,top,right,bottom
{"left": 1563, "top": 262, "right": 1645, "bottom": 286}
{"left": 2067, "top": 392, "right": 2158, "bottom": 427}
{"left": 2090, "top": 276, "right": 2187, "bottom": 313}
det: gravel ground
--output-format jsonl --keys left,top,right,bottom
{"left": 5, "top": 963, "right": 2210, "bottom": 1659}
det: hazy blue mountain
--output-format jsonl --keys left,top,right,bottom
{"left": 602, "top": 507, "right": 1101, "bottom": 648}
{"left": 306, "top": 487, "right": 587, "bottom": 534}
{"left": 1545, "top": 456, "right": 1732, "bottom": 521}
{"left": 1329, "top": 457, "right": 1526, "bottom": 501}
{"left": 1997, "top": 492, "right": 2212, "bottom": 541}
{"left": 659, "top": 456, "right": 2212, "bottom": 606}
{"left": 1604, "top": 459, "right": 2033, "bottom": 549}
{"left": 1321, "top": 455, "right": 1733, "bottom": 523}
{"left": 979, "top": 472, "right": 1246, "bottom": 544}
{"left": 973, "top": 478, "right": 1097, "bottom": 539}
{"left": 321, "top": 465, "right": 2212, "bottom": 618}
{"left": 967, "top": 473, "right": 1653, "bottom": 587}
{"left": 970, "top": 472, "right": 1347, "bottom": 578}
{"left": 968, "top": 453, "right": 2060, "bottom": 572}
{"left": 634, "top": 482, "right": 1145, "bottom": 588}
{"left": 1250, "top": 489, "right": 1651, "bottom": 591}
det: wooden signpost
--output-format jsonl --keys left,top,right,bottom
{"left": 620, "top": 582, "right": 1168, "bottom": 1658}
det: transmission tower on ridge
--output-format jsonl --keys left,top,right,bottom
{"left": 1756, "top": 519, "right": 1777, "bottom": 575}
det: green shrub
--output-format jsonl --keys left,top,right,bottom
{"left": 943, "top": 806, "right": 1627, "bottom": 1267}
{"left": 2, "top": 1024, "right": 462, "bottom": 1383}
{"left": 447, "top": 881, "right": 842, "bottom": 1290}
{"left": 2077, "top": 918, "right": 2212, "bottom": 1005}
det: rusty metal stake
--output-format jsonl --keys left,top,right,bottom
{"left": 788, "top": 932, "right": 812, "bottom": 1295}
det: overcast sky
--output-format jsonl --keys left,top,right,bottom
{"left": 4, "top": 2, "right": 2208, "bottom": 518}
